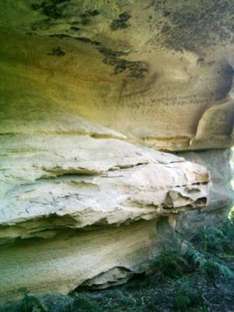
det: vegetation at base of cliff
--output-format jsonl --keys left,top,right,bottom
{"left": 1, "top": 220, "right": 234, "bottom": 312}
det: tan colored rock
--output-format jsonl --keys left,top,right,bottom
{"left": 0, "top": 0, "right": 233, "bottom": 304}
{"left": 180, "top": 149, "right": 234, "bottom": 213}
{"left": 0, "top": 132, "right": 208, "bottom": 241}
{"left": 0, "top": 221, "right": 158, "bottom": 302}
{"left": 0, "top": 127, "right": 208, "bottom": 301}
{"left": 0, "top": 1, "right": 234, "bottom": 151}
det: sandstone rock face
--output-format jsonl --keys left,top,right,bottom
{"left": 0, "top": 0, "right": 234, "bottom": 151}
{"left": 175, "top": 149, "right": 234, "bottom": 235}
{"left": 0, "top": 0, "right": 233, "bottom": 303}
{"left": 0, "top": 125, "right": 208, "bottom": 301}
{"left": 181, "top": 149, "right": 234, "bottom": 213}
{"left": 0, "top": 135, "right": 208, "bottom": 244}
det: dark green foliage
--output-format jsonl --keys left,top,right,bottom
{"left": 21, "top": 294, "right": 48, "bottom": 312}
{"left": 174, "top": 280, "right": 206, "bottom": 312}
{"left": 200, "top": 260, "right": 220, "bottom": 281}
{"left": 153, "top": 247, "right": 191, "bottom": 279}
{"left": 192, "top": 220, "right": 234, "bottom": 255}
{"left": 20, "top": 294, "right": 74, "bottom": 312}
{"left": 72, "top": 294, "right": 103, "bottom": 312}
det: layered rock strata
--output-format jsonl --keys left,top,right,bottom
{"left": 0, "top": 1, "right": 234, "bottom": 151}
{"left": 0, "top": 0, "right": 233, "bottom": 303}
{"left": 0, "top": 126, "right": 208, "bottom": 301}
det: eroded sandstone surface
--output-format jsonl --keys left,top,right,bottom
{"left": 0, "top": 125, "right": 209, "bottom": 300}
{"left": 1, "top": 0, "right": 234, "bottom": 150}
{"left": 0, "top": 133, "right": 208, "bottom": 243}
{"left": 0, "top": 0, "right": 233, "bottom": 303}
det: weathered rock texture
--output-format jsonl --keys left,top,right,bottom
{"left": 0, "top": 0, "right": 233, "bottom": 303}
{"left": 0, "top": 127, "right": 209, "bottom": 301}
{"left": 1, "top": 0, "right": 234, "bottom": 150}
{"left": 0, "top": 133, "right": 208, "bottom": 243}
{"left": 176, "top": 149, "right": 234, "bottom": 235}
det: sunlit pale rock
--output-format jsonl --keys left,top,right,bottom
{"left": 0, "top": 0, "right": 233, "bottom": 303}
{"left": 0, "top": 127, "right": 209, "bottom": 301}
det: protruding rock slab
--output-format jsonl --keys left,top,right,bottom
{"left": 0, "top": 134, "right": 208, "bottom": 243}
{"left": 0, "top": 0, "right": 233, "bottom": 304}
{"left": 0, "top": 132, "right": 208, "bottom": 301}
